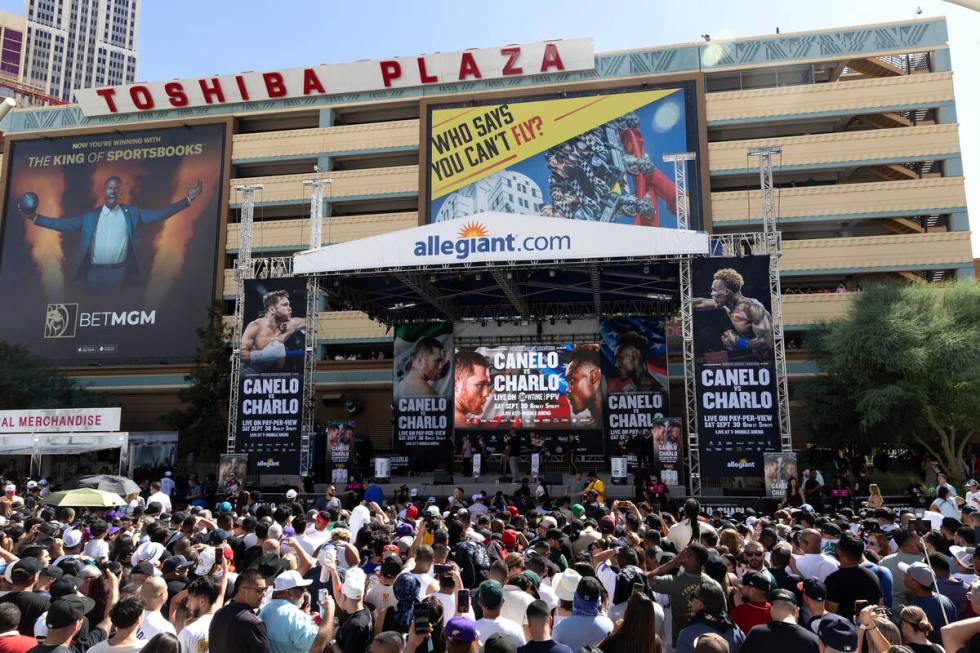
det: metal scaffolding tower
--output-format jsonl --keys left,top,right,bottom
{"left": 663, "top": 152, "right": 703, "bottom": 496}
{"left": 748, "top": 146, "right": 793, "bottom": 453}
{"left": 226, "top": 184, "right": 263, "bottom": 455}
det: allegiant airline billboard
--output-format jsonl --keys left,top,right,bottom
{"left": 426, "top": 84, "right": 702, "bottom": 230}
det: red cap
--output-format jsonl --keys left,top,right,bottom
{"left": 382, "top": 544, "right": 400, "bottom": 556}
{"left": 506, "top": 505, "right": 519, "bottom": 517}
{"left": 221, "top": 544, "right": 234, "bottom": 561}
{"left": 599, "top": 515, "right": 616, "bottom": 534}
{"left": 405, "top": 504, "right": 419, "bottom": 520}
{"left": 501, "top": 529, "right": 518, "bottom": 548}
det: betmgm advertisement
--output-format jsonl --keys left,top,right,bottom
{"left": 426, "top": 84, "right": 702, "bottom": 230}
{"left": 392, "top": 323, "right": 453, "bottom": 458}
{"left": 236, "top": 278, "right": 307, "bottom": 475}
{"left": 0, "top": 124, "right": 226, "bottom": 364}
{"left": 600, "top": 317, "right": 669, "bottom": 456}
{"left": 454, "top": 343, "right": 604, "bottom": 454}
{"left": 692, "top": 256, "right": 780, "bottom": 477}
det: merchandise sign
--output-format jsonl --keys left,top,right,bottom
{"left": 600, "top": 316, "right": 668, "bottom": 459}
{"left": 0, "top": 124, "right": 227, "bottom": 365}
{"left": 0, "top": 407, "right": 121, "bottom": 433}
{"left": 326, "top": 420, "right": 355, "bottom": 466}
{"left": 692, "top": 256, "right": 780, "bottom": 477}
{"left": 764, "top": 452, "right": 798, "bottom": 498}
{"left": 428, "top": 85, "right": 703, "bottom": 229}
{"left": 393, "top": 323, "right": 453, "bottom": 458}
{"left": 235, "top": 278, "right": 308, "bottom": 475}
{"left": 76, "top": 39, "right": 594, "bottom": 117}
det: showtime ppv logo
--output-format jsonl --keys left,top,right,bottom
{"left": 413, "top": 221, "right": 571, "bottom": 261}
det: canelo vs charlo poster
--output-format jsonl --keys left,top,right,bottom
{"left": 0, "top": 123, "right": 226, "bottom": 365}
{"left": 427, "top": 85, "right": 701, "bottom": 230}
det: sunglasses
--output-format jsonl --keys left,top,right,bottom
{"left": 743, "top": 551, "right": 764, "bottom": 557}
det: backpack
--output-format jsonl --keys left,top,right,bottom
{"left": 453, "top": 540, "right": 490, "bottom": 589}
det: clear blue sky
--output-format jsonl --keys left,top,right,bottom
{"left": 4, "top": 0, "right": 978, "bottom": 253}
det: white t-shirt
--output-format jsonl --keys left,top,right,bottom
{"left": 364, "top": 580, "right": 398, "bottom": 613}
{"left": 84, "top": 538, "right": 110, "bottom": 561}
{"left": 136, "top": 610, "right": 176, "bottom": 641}
{"left": 178, "top": 613, "right": 214, "bottom": 653}
{"left": 146, "top": 492, "right": 172, "bottom": 514}
{"left": 296, "top": 528, "right": 329, "bottom": 556}
{"left": 965, "top": 490, "right": 980, "bottom": 510}
{"left": 794, "top": 553, "right": 840, "bottom": 583}
{"left": 475, "top": 617, "right": 526, "bottom": 648}
{"left": 409, "top": 572, "right": 436, "bottom": 599}
{"left": 432, "top": 591, "right": 475, "bottom": 622}
{"left": 86, "top": 639, "right": 146, "bottom": 653}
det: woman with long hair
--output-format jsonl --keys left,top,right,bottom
{"left": 866, "top": 483, "right": 885, "bottom": 509}
{"left": 666, "top": 498, "right": 707, "bottom": 551}
{"left": 780, "top": 477, "right": 804, "bottom": 509}
{"left": 596, "top": 593, "right": 664, "bottom": 653}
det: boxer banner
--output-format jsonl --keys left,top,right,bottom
{"left": 392, "top": 323, "right": 453, "bottom": 458}
{"left": 600, "top": 316, "right": 668, "bottom": 463}
{"left": 653, "top": 418, "right": 684, "bottom": 486}
{"left": 0, "top": 123, "right": 227, "bottom": 365}
{"left": 235, "top": 278, "right": 307, "bottom": 475}
{"left": 326, "top": 420, "right": 355, "bottom": 466}
{"left": 692, "top": 256, "right": 780, "bottom": 477}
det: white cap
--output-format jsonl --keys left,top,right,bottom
{"left": 540, "top": 516, "right": 558, "bottom": 529}
{"left": 285, "top": 489, "right": 298, "bottom": 499}
{"left": 426, "top": 505, "right": 440, "bottom": 517}
{"left": 195, "top": 546, "right": 216, "bottom": 576}
{"left": 26, "top": 481, "right": 38, "bottom": 489}
{"left": 3, "top": 484, "right": 14, "bottom": 493}
{"left": 410, "top": 488, "right": 418, "bottom": 497}
{"left": 133, "top": 541, "right": 165, "bottom": 566}
{"left": 165, "top": 471, "right": 172, "bottom": 477}
{"left": 62, "top": 530, "right": 83, "bottom": 548}
{"left": 39, "top": 479, "right": 48, "bottom": 485}
{"left": 273, "top": 570, "right": 312, "bottom": 591}
{"left": 342, "top": 567, "right": 366, "bottom": 600}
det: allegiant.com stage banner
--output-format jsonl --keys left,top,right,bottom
{"left": 427, "top": 84, "right": 702, "bottom": 230}
{"left": 0, "top": 124, "right": 226, "bottom": 365}
{"left": 600, "top": 316, "right": 668, "bottom": 455}
{"left": 235, "top": 278, "right": 307, "bottom": 475}
{"left": 692, "top": 256, "right": 780, "bottom": 477}
{"left": 393, "top": 323, "right": 453, "bottom": 458}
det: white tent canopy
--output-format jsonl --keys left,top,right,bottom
{"left": 294, "top": 213, "right": 710, "bottom": 274}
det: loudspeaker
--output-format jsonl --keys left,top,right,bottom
{"left": 432, "top": 470, "right": 454, "bottom": 485}
{"left": 543, "top": 473, "right": 564, "bottom": 486}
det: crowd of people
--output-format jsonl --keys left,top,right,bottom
{"left": 1, "top": 465, "right": 980, "bottom": 653}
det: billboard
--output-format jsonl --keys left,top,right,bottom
{"left": 654, "top": 418, "right": 684, "bottom": 486}
{"left": 427, "top": 84, "right": 702, "bottom": 229}
{"left": 235, "top": 278, "right": 307, "bottom": 475}
{"left": 764, "top": 452, "right": 798, "bottom": 499}
{"left": 600, "top": 317, "right": 668, "bottom": 453}
{"left": 393, "top": 323, "right": 453, "bottom": 458}
{"left": 454, "top": 343, "right": 603, "bottom": 432}
{"left": 0, "top": 123, "right": 227, "bottom": 365}
{"left": 326, "top": 420, "right": 355, "bottom": 466}
{"left": 692, "top": 256, "right": 780, "bottom": 477}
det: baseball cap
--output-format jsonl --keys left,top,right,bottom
{"left": 405, "top": 504, "right": 419, "bottom": 520}
{"left": 50, "top": 576, "right": 81, "bottom": 600}
{"left": 898, "top": 561, "right": 936, "bottom": 589}
{"left": 444, "top": 616, "right": 478, "bottom": 643}
{"left": 194, "top": 546, "right": 216, "bottom": 576}
{"left": 39, "top": 566, "right": 64, "bottom": 581}
{"left": 483, "top": 633, "right": 518, "bottom": 653}
{"left": 132, "top": 562, "right": 156, "bottom": 579}
{"left": 133, "top": 541, "right": 165, "bottom": 566}
{"left": 62, "top": 530, "right": 83, "bottom": 549}
{"left": 76, "top": 565, "right": 101, "bottom": 581}
{"left": 768, "top": 588, "right": 798, "bottom": 605}
{"left": 208, "top": 529, "right": 230, "bottom": 545}
{"left": 694, "top": 581, "right": 727, "bottom": 613}
{"left": 26, "top": 480, "right": 38, "bottom": 489}
{"left": 570, "top": 504, "right": 585, "bottom": 518}
{"left": 740, "top": 570, "right": 770, "bottom": 592}
{"left": 47, "top": 596, "right": 95, "bottom": 628}
{"left": 798, "top": 578, "right": 827, "bottom": 601}
{"left": 599, "top": 515, "right": 616, "bottom": 534}
{"left": 478, "top": 579, "right": 504, "bottom": 609}
{"left": 342, "top": 567, "right": 366, "bottom": 600}
{"left": 285, "top": 489, "right": 298, "bottom": 499}
{"left": 3, "top": 484, "right": 14, "bottom": 493}
{"left": 540, "top": 516, "right": 558, "bottom": 529}
{"left": 521, "top": 570, "right": 541, "bottom": 590}
{"left": 501, "top": 529, "right": 518, "bottom": 549}
{"left": 273, "top": 570, "right": 313, "bottom": 591}
{"left": 818, "top": 613, "right": 858, "bottom": 652}
{"left": 162, "top": 556, "right": 194, "bottom": 574}
{"left": 217, "top": 501, "right": 233, "bottom": 513}
{"left": 380, "top": 556, "right": 402, "bottom": 579}
{"left": 10, "top": 557, "right": 39, "bottom": 584}
{"left": 576, "top": 576, "right": 602, "bottom": 603}
{"left": 951, "top": 546, "right": 976, "bottom": 568}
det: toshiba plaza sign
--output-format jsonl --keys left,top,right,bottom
{"left": 75, "top": 39, "right": 594, "bottom": 117}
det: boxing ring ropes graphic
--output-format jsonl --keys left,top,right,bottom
{"left": 224, "top": 149, "right": 792, "bottom": 496}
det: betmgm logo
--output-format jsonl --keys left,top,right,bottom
{"left": 44, "top": 304, "right": 79, "bottom": 339}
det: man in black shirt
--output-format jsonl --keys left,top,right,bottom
{"left": 803, "top": 470, "right": 823, "bottom": 512}
{"left": 739, "top": 590, "right": 820, "bottom": 653}
{"left": 0, "top": 558, "right": 48, "bottom": 636}
{"left": 26, "top": 572, "right": 117, "bottom": 653}
{"left": 824, "top": 532, "right": 882, "bottom": 619}
{"left": 334, "top": 568, "right": 372, "bottom": 653}
{"left": 507, "top": 430, "right": 523, "bottom": 482}
{"left": 209, "top": 569, "right": 272, "bottom": 653}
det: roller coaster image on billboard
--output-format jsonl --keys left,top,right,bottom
{"left": 427, "top": 84, "right": 701, "bottom": 230}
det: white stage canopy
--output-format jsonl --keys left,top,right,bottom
{"left": 294, "top": 213, "right": 710, "bottom": 274}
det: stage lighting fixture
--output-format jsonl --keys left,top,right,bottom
{"left": 430, "top": 275, "right": 437, "bottom": 282}
{"left": 643, "top": 265, "right": 650, "bottom": 274}
{"left": 506, "top": 271, "right": 512, "bottom": 279}
{"left": 475, "top": 273, "right": 482, "bottom": 280}
{"left": 549, "top": 270, "right": 556, "bottom": 277}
